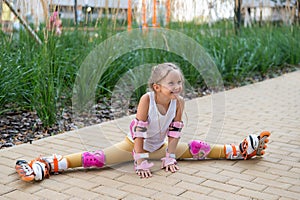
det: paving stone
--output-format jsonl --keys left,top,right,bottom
{"left": 62, "top": 177, "right": 99, "bottom": 190}
{"left": 119, "top": 184, "right": 158, "bottom": 198}
{"left": 264, "top": 187, "right": 300, "bottom": 200}
{"left": 168, "top": 171, "right": 206, "bottom": 184}
{"left": 144, "top": 181, "right": 186, "bottom": 196}
{"left": 151, "top": 191, "right": 185, "bottom": 200}
{"left": 92, "top": 185, "right": 128, "bottom": 199}
{"left": 252, "top": 177, "right": 292, "bottom": 190}
{"left": 179, "top": 190, "right": 219, "bottom": 200}
{"left": 34, "top": 189, "right": 70, "bottom": 199}
{"left": 0, "top": 185, "right": 14, "bottom": 196}
{"left": 227, "top": 178, "right": 268, "bottom": 191}
{"left": 195, "top": 170, "right": 231, "bottom": 183}
{"left": 3, "top": 190, "right": 41, "bottom": 200}
{"left": 39, "top": 179, "right": 72, "bottom": 192}
{"left": 219, "top": 170, "right": 255, "bottom": 182}
{"left": 237, "top": 188, "right": 279, "bottom": 200}
{"left": 210, "top": 190, "right": 252, "bottom": 200}
{"left": 115, "top": 174, "right": 152, "bottom": 187}
{"left": 64, "top": 187, "right": 99, "bottom": 199}
{"left": 176, "top": 181, "right": 213, "bottom": 194}
{"left": 122, "top": 193, "right": 152, "bottom": 200}
{"left": 89, "top": 176, "right": 126, "bottom": 189}
{"left": 201, "top": 180, "right": 241, "bottom": 193}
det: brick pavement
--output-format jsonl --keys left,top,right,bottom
{"left": 0, "top": 70, "right": 299, "bottom": 200}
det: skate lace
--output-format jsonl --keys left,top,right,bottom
{"left": 35, "top": 157, "right": 51, "bottom": 178}
{"left": 241, "top": 138, "right": 249, "bottom": 160}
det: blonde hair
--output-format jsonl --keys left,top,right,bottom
{"left": 148, "top": 63, "right": 185, "bottom": 91}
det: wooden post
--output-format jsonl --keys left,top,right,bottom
{"left": 127, "top": 0, "right": 132, "bottom": 30}
{"left": 166, "top": 0, "right": 171, "bottom": 27}
{"left": 152, "top": 0, "right": 157, "bottom": 27}
{"left": 3, "top": 0, "right": 42, "bottom": 45}
{"left": 113, "top": 0, "right": 120, "bottom": 30}
{"left": 39, "top": 0, "right": 49, "bottom": 30}
{"left": 105, "top": 0, "right": 109, "bottom": 19}
{"left": 142, "top": 0, "right": 147, "bottom": 29}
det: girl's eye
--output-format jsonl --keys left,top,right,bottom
{"left": 168, "top": 82, "right": 174, "bottom": 86}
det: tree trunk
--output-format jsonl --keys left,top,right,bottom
{"left": 74, "top": 0, "right": 78, "bottom": 26}
{"left": 296, "top": 0, "right": 300, "bottom": 25}
{"left": 234, "top": 0, "right": 241, "bottom": 35}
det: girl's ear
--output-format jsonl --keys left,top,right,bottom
{"left": 153, "top": 84, "right": 160, "bottom": 92}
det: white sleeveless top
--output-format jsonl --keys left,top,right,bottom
{"left": 127, "top": 92, "right": 177, "bottom": 152}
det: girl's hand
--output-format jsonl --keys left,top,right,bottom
{"left": 134, "top": 159, "right": 154, "bottom": 178}
{"left": 164, "top": 163, "right": 180, "bottom": 173}
{"left": 161, "top": 153, "right": 179, "bottom": 173}
{"left": 136, "top": 168, "right": 152, "bottom": 178}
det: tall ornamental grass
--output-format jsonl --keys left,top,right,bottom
{"left": 174, "top": 21, "right": 300, "bottom": 84}
{"left": 0, "top": 21, "right": 299, "bottom": 128}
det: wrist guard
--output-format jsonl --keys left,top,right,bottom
{"left": 132, "top": 151, "right": 154, "bottom": 171}
{"left": 161, "top": 152, "right": 177, "bottom": 168}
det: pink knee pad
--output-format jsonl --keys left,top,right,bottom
{"left": 82, "top": 150, "right": 105, "bottom": 168}
{"left": 189, "top": 140, "right": 211, "bottom": 159}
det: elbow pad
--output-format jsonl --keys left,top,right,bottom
{"left": 167, "top": 121, "right": 184, "bottom": 138}
{"left": 129, "top": 118, "right": 148, "bottom": 139}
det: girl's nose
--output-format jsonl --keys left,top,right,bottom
{"left": 174, "top": 84, "right": 181, "bottom": 90}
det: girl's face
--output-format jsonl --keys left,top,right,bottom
{"left": 156, "top": 70, "right": 183, "bottom": 99}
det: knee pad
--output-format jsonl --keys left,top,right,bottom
{"left": 82, "top": 150, "right": 105, "bottom": 168}
{"left": 189, "top": 140, "right": 211, "bottom": 159}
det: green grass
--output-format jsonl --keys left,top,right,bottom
{"left": 0, "top": 21, "right": 299, "bottom": 128}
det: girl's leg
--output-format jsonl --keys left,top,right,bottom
{"left": 16, "top": 137, "right": 134, "bottom": 182}
{"left": 64, "top": 137, "right": 133, "bottom": 168}
{"left": 146, "top": 141, "right": 225, "bottom": 160}
{"left": 65, "top": 137, "right": 134, "bottom": 167}
{"left": 147, "top": 143, "right": 190, "bottom": 159}
{"left": 176, "top": 131, "right": 270, "bottom": 160}
{"left": 208, "top": 145, "right": 226, "bottom": 159}
{"left": 176, "top": 143, "right": 226, "bottom": 159}
{"left": 102, "top": 137, "right": 134, "bottom": 165}
{"left": 176, "top": 140, "right": 211, "bottom": 160}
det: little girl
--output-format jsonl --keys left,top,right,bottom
{"left": 16, "top": 63, "right": 270, "bottom": 181}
